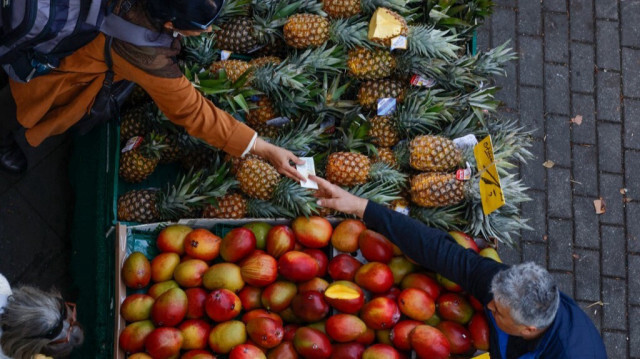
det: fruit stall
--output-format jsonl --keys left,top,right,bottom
{"left": 69, "top": 0, "right": 532, "bottom": 357}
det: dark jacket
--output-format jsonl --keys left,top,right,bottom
{"left": 362, "top": 201, "right": 607, "bottom": 359}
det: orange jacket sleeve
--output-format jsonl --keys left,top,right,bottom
{"left": 111, "top": 49, "right": 255, "bottom": 157}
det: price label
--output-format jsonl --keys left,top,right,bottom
{"left": 266, "top": 117, "right": 291, "bottom": 127}
{"left": 474, "top": 136, "right": 505, "bottom": 215}
{"left": 390, "top": 35, "right": 407, "bottom": 50}
{"left": 453, "top": 134, "right": 478, "bottom": 150}
{"left": 410, "top": 74, "right": 436, "bottom": 88}
{"left": 296, "top": 157, "right": 318, "bottom": 189}
{"left": 377, "top": 97, "right": 397, "bottom": 116}
{"left": 121, "top": 136, "right": 143, "bottom": 153}
{"left": 220, "top": 50, "right": 232, "bottom": 61}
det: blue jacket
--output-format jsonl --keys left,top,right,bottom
{"left": 362, "top": 202, "right": 607, "bottom": 359}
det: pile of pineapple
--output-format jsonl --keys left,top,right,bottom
{"left": 116, "top": 0, "right": 532, "bottom": 248}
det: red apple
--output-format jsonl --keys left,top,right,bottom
{"left": 292, "top": 216, "right": 333, "bottom": 248}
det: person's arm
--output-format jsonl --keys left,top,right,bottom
{"left": 312, "top": 175, "right": 507, "bottom": 304}
{"left": 112, "top": 50, "right": 305, "bottom": 181}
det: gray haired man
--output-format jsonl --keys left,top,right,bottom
{"left": 312, "top": 175, "right": 607, "bottom": 359}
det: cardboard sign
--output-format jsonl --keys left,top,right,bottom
{"left": 296, "top": 157, "right": 318, "bottom": 189}
{"left": 474, "top": 136, "right": 505, "bottom": 215}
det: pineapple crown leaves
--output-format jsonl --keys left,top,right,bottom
{"left": 181, "top": 34, "right": 217, "bottom": 68}
{"left": 199, "top": 162, "right": 239, "bottom": 200}
{"left": 272, "top": 178, "right": 319, "bottom": 217}
{"left": 395, "top": 54, "right": 449, "bottom": 86}
{"left": 394, "top": 89, "right": 448, "bottom": 137}
{"left": 407, "top": 25, "right": 461, "bottom": 60}
{"left": 157, "top": 170, "right": 211, "bottom": 220}
{"left": 246, "top": 198, "right": 294, "bottom": 218}
{"left": 472, "top": 41, "right": 517, "bottom": 78}
{"left": 331, "top": 116, "right": 377, "bottom": 155}
{"left": 138, "top": 132, "right": 168, "bottom": 159}
{"left": 329, "top": 17, "right": 377, "bottom": 50}
{"left": 368, "top": 161, "right": 408, "bottom": 189}
{"left": 360, "top": 0, "right": 421, "bottom": 18}
{"left": 292, "top": 44, "right": 347, "bottom": 73}
{"left": 392, "top": 140, "right": 410, "bottom": 169}
{"left": 268, "top": 118, "right": 328, "bottom": 156}
{"left": 348, "top": 181, "right": 402, "bottom": 206}
{"left": 214, "top": 0, "right": 252, "bottom": 25}
{"left": 314, "top": 74, "right": 360, "bottom": 119}
{"left": 410, "top": 204, "right": 466, "bottom": 231}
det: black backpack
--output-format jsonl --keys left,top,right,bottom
{"left": 0, "top": 0, "right": 173, "bottom": 133}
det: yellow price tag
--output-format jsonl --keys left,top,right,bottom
{"left": 474, "top": 136, "right": 505, "bottom": 215}
{"left": 472, "top": 353, "right": 490, "bottom": 359}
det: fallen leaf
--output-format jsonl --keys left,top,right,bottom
{"left": 571, "top": 115, "right": 583, "bottom": 125}
{"left": 542, "top": 160, "right": 555, "bottom": 168}
{"left": 572, "top": 253, "right": 580, "bottom": 259}
{"left": 620, "top": 188, "right": 628, "bottom": 195}
{"left": 593, "top": 198, "right": 606, "bottom": 214}
{"left": 543, "top": 235, "right": 549, "bottom": 242}
{"left": 586, "top": 301, "right": 605, "bottom": 308}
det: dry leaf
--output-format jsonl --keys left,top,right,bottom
{"left": 620, "top": 188, "right": 628, "bottom": 195}
{"left": 572, "top": 253, "right": 580, "bottom": 259}
{"left": 542, "top": 160, "right": 555, "bottom": 168}
{"left": 593, "top": 198, "right": 606, "bottom": 214}
{"left": 543, "top": 235, "right": 549, "bottom": 242}
{"left": 586, "top": 301, "right": 605, "bottom": 308}
{"left": 571, "top": 115, "right": 583, "bottom": 125}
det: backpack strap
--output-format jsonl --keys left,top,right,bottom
{"left": 99, "top": 13, "right": 173, "bottom": 48}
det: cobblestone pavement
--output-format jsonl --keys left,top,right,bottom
{"left": 0, "top": 0, "right": 638, "bottom": 356}
{"left": 480, "top": 1, "right": 639, "bottom": 357}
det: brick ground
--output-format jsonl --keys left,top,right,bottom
{"left": 480, "top": 1, "right": 638, "bottom": 357}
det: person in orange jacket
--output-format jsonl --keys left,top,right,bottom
{"left": 0, "top": 0, "right": 305, "bottom": 180}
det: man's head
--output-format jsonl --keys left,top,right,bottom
{"left": 488, "top": 262, "right": 559, "bottom": 338}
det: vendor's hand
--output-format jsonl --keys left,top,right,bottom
{"left": 310, "top": 175, "right": 368, "bottom": 218}
{"left": 252, "top": 138, "right": 306, "bottom": 182}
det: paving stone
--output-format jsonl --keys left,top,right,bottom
{"left": 570, "top": 0, "right": 594, "bottom": 42}
{"left": 521, "top": 191, "right": 547, "bottom": 243}
{"left": 519, "top": 37, "right": 544, "bottom": 87}
{"left": 574, "top": 249, "right": 600, "bottom": 301}
{"left": 497, "top": 241, "right": 521, "bottom": 266}
{"left": 572, "top": 144, "right": 598, "bottom": 197}
{"left": 602, "top": 278, "right": 626, "bottom": 330}
{"left": 625, "top": 99, "right": 640, "bottom": 150}
{"left": 595, "top": 0, "right": 618, "bottom": 20}
{"left": 551, "top": 271, "right": 574, "bottom": 297}
{"left": 629, "top": 255, "right": 640, "bottom": 305}
{"left": 578, "top": 301, "right": 602, "bottom": 332}
{"left": 476, "top": 26, "right": 491, "bottom": 52}
{"left": 522, "top": 242, "right": 547, "bottom": 267}
{"left": 571, "top": 42, "right": 595, "bottom": 93}
{"left": 495, "top": 61, "right": 518, "bottom": 110}
{"left": 543, "top": 0, "right": 566, "bottom": 12}
{"left": 545, "top": 64, "right": 570, "bottom": 115}
{"left": 544, "top": 13, "right": 569, "bottom": 64}
{"left": 599, "top": 173, "right": 625, "bottom": 225}
{"left": 572, "top": 93, "right": 597, "bottom": 144}
{"left": 547, "top": 167, "right": 572, "bottom": 218}
{"left": 596, "top": 71, "right": 622, "bottom": 122}
{"left": 628, "top": 201, "right": 640, "bottom": 253}
{"left": 622, "top": 47, "right": 640, "bottom": 98}
{"left": 492, "top": 7, "right": 516, "bottom": 49}
{"left": 548, "top": 219, "right": 573, "bottom": 271}
{"left": 520, "top": 138, "right": 546, "bottom": 191}
{"left": 0, "top": 189, "right": 65, "bottom": 281}
{"left": 518, "top": 0, "right": 542, "bottom": 35}
{"left": 597, "top": 122, "right": 623, "bottom": 173}
{"left": 15, "top": 143, "right": 72, "bottom": 239}
{"left": 626, "top": 151, "right": 640, "bottom": 206}
{"left": 601, "top": 225, "right": 626, "bottom": 277}
{"left": 574, "top": 196, "right": 601, "bottom": 249}
{"left": 631, "top": 306, "right": 640, "bottom": 357}
{"left": 519, "top": 86, "right": 544, "bottom": 138}
{"left": 621, "top": 0, "right": 640, "bottom": 47}
{"left": 596, "top": 21, "right": 621, "bottom": 71}
{"left": 603, "top": 332, "right": 628, "bottom": 359}
{"left": 546, "top": 116, "right": 572, "bottom": 167}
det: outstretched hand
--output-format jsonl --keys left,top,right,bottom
{"left": 310, "top": 175, "right": 368, "bottom": 218}
{"left": 252, "top": 138, "right": 306, "bottom": 182}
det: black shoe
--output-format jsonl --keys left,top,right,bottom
{"left": 0, "top": 140, "right": 27, "bottom": 174}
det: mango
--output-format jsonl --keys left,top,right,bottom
{"left": 291, "top": 216, "right": 333, "bottom": 248}
{"left": 122, "top": 252, "right": 151, "bottom": 289}
{"left": 266, "top": 341, "right": 298, "bottom": 359}
{"left": 327, "top": 254, "right": 362, "bottom": 281}
{"left": 147, "top": 280, "right": 179, "bottom": 299}
{"left": 278, "top": 251, "right": 318, "bottom": 282}
{"left": 120, "top": 294, "right": 154, "bottom": 322}
{"left": 173, "top": 259, "right": 209, "bottom": 288}
{"left": 157, "top": 225, "right": 193, "bottom": 255}
{"left": 354, "top": 262, "right": 393, "bottom": 294}
{"left": 247, "top": 317, "right": 284, "bottom": 349}
{"left": 389, "top": 320, "right": 421, "bottom": 351}
{"left": 358, "top": 230, "right": 394, "bottom": 263}
{"left": 220, "top": 227, "right": 256, "bottom": 262}
{"left": 205, "top": 289, "right": 242, "bottom": 322}
{"left": 362, "top": 344, "right": 400, "bottom": 359}
{"left": 293, "top": 327, "right": 332, "bottom": 359}
{"left": 184, "top": 228, "right": 221, "bottom": 261}
{"left": 119, "top": 320, "right": 155, "bottom": 354}
{"left": 151, "top": 287, "right": 188, "bottom": 327}
{"left": 208, "top": 320, "right": 246, "bottom": 354}
{"left": 240, "top": 250, "right": 278, "bottom": 287}
{"left": 238, "top": 286, "right": 263, "bottom": 311}
{"left": 410, "top": 325, "right": 450, "bottom": 359}
{"left": 202, "top": 262, "right": 244, "bottom": 292}
{"left": 388, "top": 256, "right": 416, "bottom": 285}
{"left": 323, "top": 281, "right": 365, "bottom": 314}
{"left": 266, "top": 225, "right": 296, "bottom": 258}
{"left": 144, "top": 327, "right": 183, "bottom": 359}
{"left": 325, "top": 314, "right": 367, "bottom": 343}
{"left": 178, "top": 319, "right": 210, "bottom": 350}
{"left": 243, "top": 222, "right": 272, "bottom": 250}
{"left": 436, "top": 293, "right": 473, "bottom": 325}
{"left": 291, "top": 291, "right": 329, "bottom": 323}
{"left": 436, "top": 321, "right": 473, "bottom": 355}
{"left": 397, "top": 288, "right": 435, "bottom": 321}
{"left": 150, "top": 252, "right": 180, "bottom": 282}
{"left": 360, "top": 297, "right": 400, "bottom": 330}
{"left": 229, "top": 343, "right": 266, "bottom": 359}
{"left": 331, "top": 219, "right": 366, "bottom": 253}
{"left": 261, "top": 281, "right": 297, "bottom": 313}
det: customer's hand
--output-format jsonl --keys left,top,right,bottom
{"left": 310, "top": 175, "right": 368, "bottom": 218}
{"left": 252, "top": 138, "right": 306, "bottom": 182}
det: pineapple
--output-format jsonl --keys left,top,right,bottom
{"left": 347, "top": 47, "right": 397, "bottom": 80}
{"left": 254, "top": 123, "right": 281, "bottom": 138}
{"left": 368, "top": 115, "right": 398, "bottom": 147}
{"left": 410, "top": 172, "right": 465, "bottom": 207}
{"left": 119, "top": 133, "right": 167, "bottom": 183}
{"left": 119, "top": 103, "right": 154, "bottom": 143}
{"left": 323, "top": 0, "right": 361, "bottom": 18}
{"left": 214, "top": 17, "right": 259, "bottom": 53}
{"left": 225, "top": 153, "right": 262, "bottom": 175}
{"left": 210, "top": 60, "right": 251, "bottom": 83}
{"left": 373, "top": 146, "right": 397, "bottom": 167}
{"left": 368, "top": 8, "right": 407, "bottom": 47}
{"left": 246, "top": 96, "right": 279, "bottom": 126}
{"left": 180, "top": 145, "right": 221, "bottom": 171}
{"left": 357, "top": 78, "right": 407, "bottom": 109}
{"left": 201, "top": 192, "right": 290, "bottom": 218}
{"left": 409, "top": 135, "right": 462, "bottom": 172}
{"left": 248, "top": 56, "right": 282, "bottom": 67}
{"left": 159, "top": 133, "right": 187, "bottom": 164}
{"left": 235, "top": 158, "right": 318, "bottom": 216}
{"left": 283, "top": 14, "right": 331, "bottom": 48}
{"left": 118, "top": 169, "right": 236, "bottom": 223}
{"left": 325, "top": 151, "right": 406, "bottom": 187}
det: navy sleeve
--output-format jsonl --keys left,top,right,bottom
{"left": 362, "top": 201, "right": 509, "bottom": 304}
